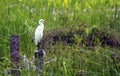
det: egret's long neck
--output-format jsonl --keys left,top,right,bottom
{"left": 39, "top": 22, "right": 44, "bottom": 26}
{"left": 39, "top": 22, "right": 44, "bottom": 30}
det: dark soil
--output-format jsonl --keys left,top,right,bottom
{"left": 40, "top": 27, "right": 120, "bottom": 49}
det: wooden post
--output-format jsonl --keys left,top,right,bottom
{"left": 34, "top": 48, "right": 45, "bottom": 76}
{"left": 10, "top": 35, "right": 20, "bottom": 76}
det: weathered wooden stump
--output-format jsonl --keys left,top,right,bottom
{"left": 10, "top": 35, "right": 20, "bottom": 76}
{"left": 34, "top": 48, "right": 45, "bottom": 76}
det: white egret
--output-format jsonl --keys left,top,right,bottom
{"left": 34, "top": 19, "right": 45, "bottom": 48}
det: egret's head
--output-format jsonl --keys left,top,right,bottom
{"left": 39, "top": 19, "right": 44, "bottom": 24}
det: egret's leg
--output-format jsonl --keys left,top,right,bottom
{"left": 37, "top": 42, "right": 44, "bottom": 57}
{"left": 37, "top": 42, "right": 40, "bottom": 50}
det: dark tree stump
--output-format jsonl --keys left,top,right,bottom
{"left": 34, "top": 49, "right": 45, "bottom": 76}
{"left": 10, "top": 35, "right": 20, "bottom": 76}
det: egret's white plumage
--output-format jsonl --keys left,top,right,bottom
{"left": 34, "top": 19, "right": 45, "bottom": 46}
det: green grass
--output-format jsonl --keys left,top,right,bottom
{"left": 0, "top": 0, "right": 120, "bottom": 76}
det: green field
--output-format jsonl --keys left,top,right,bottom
{"left": 0, "top": 0, "right": 120, "bottom": 76}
